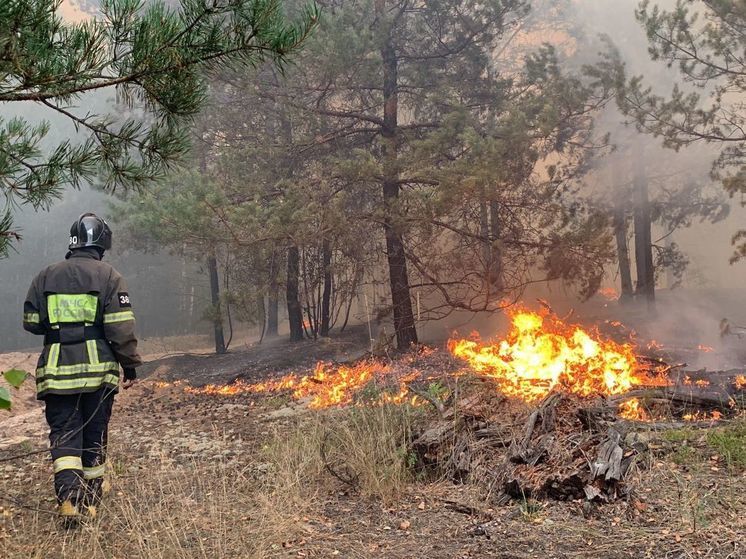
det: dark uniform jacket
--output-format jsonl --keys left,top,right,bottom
{"left": 22, "top": 249, "right": 142, "bottom": 399}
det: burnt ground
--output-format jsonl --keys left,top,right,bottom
{"left": 137, "top": 325, "right": 372, "bottom": 386}
{"left": 1, "top": 320, "right": 745, "bottom": 558}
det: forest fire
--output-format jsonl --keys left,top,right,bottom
{"left": 167, "top": 308, "right": 740, "bottom": 422}
{"left": 448, "top": 307, "right": 669, "bottom": 403}
{"left": 618, "top": 398, "right": 648, "bottom": 421}
{"left": 185, "top": 361, "right": 419, "bottom": 409}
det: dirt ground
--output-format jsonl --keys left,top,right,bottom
{"left": 1, "top": 325, "right": 744, "bottom": 558}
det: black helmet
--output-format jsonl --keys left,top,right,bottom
{"left": 68, "top": 213, "right": 112, "bottom": 251}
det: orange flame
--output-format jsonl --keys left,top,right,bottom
{"left": 697, "top": 344, "right": 714, "bottom": 353}
{"left": 618, "top": 398, "right": 649, "bottom": 421}
{"left": 448, "top": 307, "right": 667, "bottom": 402}
{"left": 646, "top": 339, "right": 664, "bottom": 351}
{"left": 683, "top": 376, "right": 711, "bottom": 388}
{"left": 598, "top": 287, "right": 619, "bottom": 301}
{"left": 735, "top": 375, "right": 746, "bottom": 390}
{"left": 185, "top": 361, "right": 418, "bottom": 409}
{"left": 683, "top": 409, "right": 723, "bottom": 422}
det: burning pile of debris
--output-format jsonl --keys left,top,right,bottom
{"left": 410, "top": 308, "right": 744, "bottom": 504}
{"left": 169, "top": 306, "right": 745, "bottom": 505}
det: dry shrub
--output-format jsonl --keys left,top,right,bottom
{"left": 264, "top": 403, "right": 416, "bottom": 504}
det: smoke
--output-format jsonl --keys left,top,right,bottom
{"left": 1, "top": 0, "right": 743, "bottom": 356}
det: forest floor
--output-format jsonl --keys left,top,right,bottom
{"left": 1, "top": 319, "right": 745, "bottom": 559}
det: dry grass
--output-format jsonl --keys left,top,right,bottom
{"left": 3, "top": 395, "right": 743, "bottom": 559}
{"left": 264, "top": 403, "right": 418, "bottom": 504}
{"left": 2, "top": 403, "right": 418, "bottom": 558}
{"left": 3, "top": 445, "right": 312, "bottom": 558}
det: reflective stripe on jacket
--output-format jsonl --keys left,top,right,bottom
{"left": 23, "top": 249, "right": 143, "bottom": 399}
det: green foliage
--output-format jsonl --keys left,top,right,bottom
{"left": 0, "top": 386, "right": 10, "bottom": 410}
{"left": 661, "top": 427, "right": 698, "bottom": 443}
{"left": 291, "top": 0, "right": 616, "bottom": 308}
{"left": 518, "top": 495, "right": 544, "bottom": 521}
{"left": 118, "top": 0, "right": 620, "bottom": 341}
{"left": 3, "top": 368, "right": 28, "bottom": 388}
{"left": 602, "top": 0, "right": 746, "bottom": 261}
{"left": 707, "top": 419, "right": 746, "bottom": 471}
{"left": 661, "top": 420, "right": 746, "bottom": 471}
{"left": 0, "top": 0, "right": 318, "bottom": 256}
{"left": 426, "top": 381, "right": 448, "bottom": 401}
{"left": 670, "top": 444, "right": 704, "bottom": 467}
{"left": 1, "top": 368, "right": 28, "bottom": 410}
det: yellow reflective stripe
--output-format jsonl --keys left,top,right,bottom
{"left": 103, "top": 311, "right": 135, "bottom": 324}
{"left": 53, "top": 456, "right": 83, "bottom": 473}
{"left": 47, "top": 343, "right": 61, "bottom": 369}
{"left": 37, "top": 362, "right": 119, "bottom": 376}
{"left": 86, "top": 339, "right": 100, "bottom": 365}
{"left": 24, "top": 312, "right": 40, "bottom": 323}
{"left": 47, "top": 293, "right": 98, "bottom": 324}
{"left": 36, "top": 373, "right": 119, "bottom": 393}
{"left": 83, "top": 464, "right": 106, "bottom": 480}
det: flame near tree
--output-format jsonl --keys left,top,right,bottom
{"left": 185, "top": 306, "right": 671, "bottom": 411}
{"left": 448, "top": 307, "right": 667, "bottom": 402}
{"left": 188, "top": 361, "right": 419, "bottom": 409}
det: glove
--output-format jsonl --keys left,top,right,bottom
{"left": 123, "top": 368, "right": 137, "bottom": 381}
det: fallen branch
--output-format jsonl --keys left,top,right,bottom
{"left": 609, "top": 388, "right": 736, "bottom": 409}
{"left": 438, "top": 498, "right": 494, "bottom": 519}
{"left": 320, "top": 431, "right": 359, "bottom": 488}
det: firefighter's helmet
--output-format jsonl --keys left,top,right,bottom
{"left": 68, "top": 213, "right": 113, "bottom": 251}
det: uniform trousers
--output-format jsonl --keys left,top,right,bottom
{"left": 44, "top": 387, "right": 115, "bottom": 505}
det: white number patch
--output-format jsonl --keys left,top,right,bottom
{"left": 119, "top": 295, "right": 131, "bottom": 305}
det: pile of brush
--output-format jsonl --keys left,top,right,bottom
{"left": 408, "top": 368, "right": 745, "bottom": 505}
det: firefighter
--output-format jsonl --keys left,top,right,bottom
{"left": 22, "top": 213, "right": 142, "bottom": 522}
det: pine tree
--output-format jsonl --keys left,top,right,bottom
{"left": 286, "top": 0, "right": 614, "bottom": 347}
{"left": 0, "top": 0, "right": 317, "bottom": 256}
{"left": 607, "top": 0, "right": 746, "bottom": 261}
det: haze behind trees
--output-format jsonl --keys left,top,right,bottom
{"left": 0, "top": 0, "right": 744, "bottom": 354}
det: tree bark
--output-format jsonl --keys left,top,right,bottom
{"left": 613, "top": 206, "right": 633, "bottom": 303}
{"left": 267, "top": 291, "right": 279, "bottom": 337}
{"left": 488, "top": 200, "right": 504, "bottom": 293}
{"left": 633, "top": 153, "right": 655, "bottom": 308}
{"left": 198, "top": 133, "right": 225, "bottom": 353}
{"left": 267, "top": 250, "right": 279, "bottom": 337}
{"left": 286, "top": 245, "right": 304, "bottom": 342}
{"left": 380, "top": 7, "right": 418, "bottom": 349}
{"left": 208, "top": 254, "right": 226, "bottom": 354}
{"left": 320, "top": 239, "right": 332, "bottom": 337}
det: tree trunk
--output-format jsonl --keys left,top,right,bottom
{"left": 633, "top": 154, "right": 655, "bottom": 308}
{"left": 267, "top": 292, "right": 279, "bottom": 337}
{"left": 208, "top": 254, "right": 226, "bottom": 354}
{"left": 488, "top": 200, "right": 504, "bottom": 293}
{"left": 286, "top": 245, "right": 304, "bottom": 342}
{"left": 613, "top": 206, "right": 633, "bottom": 303}
{"left": 665, "top": 235, "right": 675, "bottom": 289}
{"left": 320, "top": 239, "right": 332, "bottom": 337}
{"left": 479, "top": 199, "right": 490, "bottom": 266}
{"left": 267, "top": 250, "right": 279, "bottom": 337}
{"left": 380, "top": 9, "right": 418, "bottom": 349}
{"left": 198, "top": 135, "right": 225, "bottom": 353}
